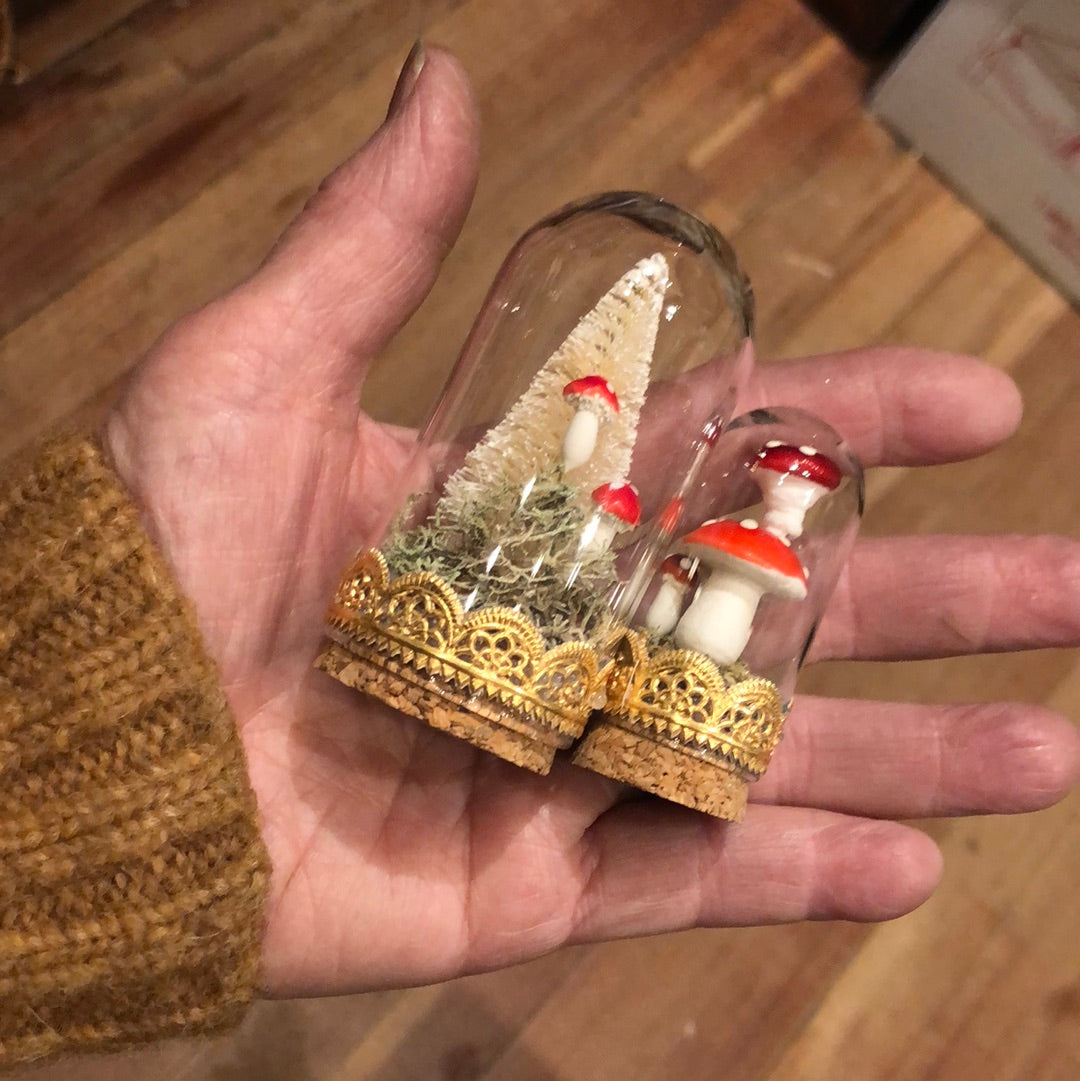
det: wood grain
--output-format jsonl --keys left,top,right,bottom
{"left": 1, "top": 0, "right": 1076, "bottom": 1078}
{"left": 8, "top": 0, "right": 148, "bottom": 81}
{"left": 0, "top": 1, "right": 14, "bottom": 79}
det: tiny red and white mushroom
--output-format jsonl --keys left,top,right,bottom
{"left": 580, "top": 481, "right": 640, "bottom": 555}
{"left": 561, "top": 375, "right": 619, "bottom": 471}
{"left": 750, "top": 441, "right": 843, "bottom": 541}
{"left": 644, "top": 554, "right": 698, "bottom": 635}
{"left": 673, "top": 517, "right": 807, "bottom": 665}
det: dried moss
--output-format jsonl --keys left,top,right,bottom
{"left": 381, "top": 468, "right": 620, "bottom": 648}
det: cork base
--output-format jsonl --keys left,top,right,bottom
{"left": 572, "top": 720, "right": 749, "bottom": 821}
{"left": 316, "top": 641, "right": 560, "bottom": 774}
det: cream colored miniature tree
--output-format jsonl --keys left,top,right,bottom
{"left": 439, "top": 253, "right": 670, "bottom": 516}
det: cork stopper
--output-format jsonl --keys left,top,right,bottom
{"left": 316, "top": 642, "right": 564, "bottom": 774}
{"left": 572, "top": 720, "right": 749, "bottom": 820}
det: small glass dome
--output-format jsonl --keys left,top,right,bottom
{"left": 615, "top": 406, "right": 863, "bottom": 700}
{"left": 572, "top": 406, "right": 862, "bottom": 819}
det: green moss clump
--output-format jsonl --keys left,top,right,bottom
{"left": 381, "top": 468, "right": 619, "bottom": 648}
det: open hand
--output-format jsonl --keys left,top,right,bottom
{"left": 102, "top": 47, "right": 1080, "bottom": 998}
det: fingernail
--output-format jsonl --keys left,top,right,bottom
{"left": 387, "top": 38, "right": 425, "bottom": 120}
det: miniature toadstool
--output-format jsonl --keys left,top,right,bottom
{"left": 644, "top": 554, "right": 698, "bottom": 635}
{"left": 751, "top": 441, "right": 843, "bottom": 541}
{"left": 562, "top": 375, "right": 619, "bottom": 471}
{"left": 673, "top": 518, "right": 807, "bottom": 665}
{"left": 580, "top": 481, "right": 640, "bottom": 555}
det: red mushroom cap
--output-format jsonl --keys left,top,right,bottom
{"left": 591, "top": 482, "right": 641, "bottom": 525}
{"left": 753, "top": 443, "right": 842, "bottom": 491}
{"left": 680, "top": 518, "right": 807, "bottom": 599}
{"left": 563, "top": 375, "right": 620, "bottom": 414}
{"left": 659, "top": 554, "right": 696, "bottom": 588}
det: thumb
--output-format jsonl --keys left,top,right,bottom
{"left": 136, "top": 44, "right": 480, "bottom": 409}
{"left": 248, "top": 43, "right": 480, "bottom": 374}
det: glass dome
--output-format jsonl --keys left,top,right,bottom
{"left": 614, "top": 406, "right": 863, "bottom": 698}
{"left": 572, "top": 406, "right": 862, "bottom": 819}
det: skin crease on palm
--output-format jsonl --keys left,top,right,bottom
{"left": 100, "top": 49, "right": 1080, "bottom": 998}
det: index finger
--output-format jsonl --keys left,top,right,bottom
{"left": 744, "top": 347, "right": 1022, "bottom": 468}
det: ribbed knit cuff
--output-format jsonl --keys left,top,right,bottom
{"left": 0, "top": 437, "right": 269, "bottom": 1066}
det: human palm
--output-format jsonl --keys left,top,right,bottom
{"left": 102, "top": 49, "right": 1079, "bottom": 998}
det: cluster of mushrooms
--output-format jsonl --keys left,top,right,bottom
{"left": 559, "top": 375, "right": 844, "bottom": 669}
{"left": 560, "top": 375, "right": 644, "bottom": 553}
{"left": 644, "top": 442, "right": 843, "bottom": 665}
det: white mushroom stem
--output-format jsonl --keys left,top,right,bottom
{"left": 756, "top": 474, "right": 829, "bottom": 541}
{"left": 562, "top": 409, "right": 601, "bottom": 471}
{"left": 673, "top": 571, "right": 767, "bottom": 666}
{"left": 578, "top": 512, "right": 620, "bottom": 558}
{"left": 644, "top": 579, "right": 687, "bottom": 635}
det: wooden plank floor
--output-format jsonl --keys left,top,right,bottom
{"left": 2, "top": 1, "right": 1077, "bottom": 1078}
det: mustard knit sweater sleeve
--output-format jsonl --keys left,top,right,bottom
{"left": 0, "top": 436, "right": 269, "bottom": 1066}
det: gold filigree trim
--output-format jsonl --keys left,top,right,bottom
{"left": 602, "top": 632, "right": 785, "bottom": 778}
{"left": 327, "top": 549, "right": 604, "bottom": 738}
